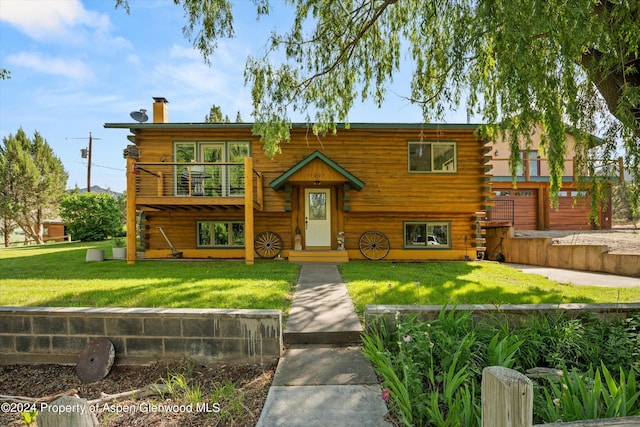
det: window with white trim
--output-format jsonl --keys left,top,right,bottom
{"left": 408, "top": 141, "right": 457, "bottom": 173}
{"left": 197, "top": 220, "right": 245, "bottom": 247}
{"left": 404, "top": 221, "right": 451, "bottom": 248}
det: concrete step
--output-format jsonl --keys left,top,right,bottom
{"left": 288, "top": 250, "right": 349, "bottom": 263}
{"left": 272, "top": 345, "right": 379, "bottom": 386}
{"left": 284, "top": 330, "right": 362, "bottom": 345}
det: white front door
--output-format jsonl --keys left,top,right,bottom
{"left": 305, "top": 188, "right": 331, "bottom": 247}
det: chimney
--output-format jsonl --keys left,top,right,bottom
{"left": 152, "top": 97, "right": 169, "bottom": 123}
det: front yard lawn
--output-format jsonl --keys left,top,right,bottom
{"left": 2, "top": 243, "right": 637, "bottom": 312}
{"left": 340, "top": 261, "right": 640, "bottom": 313}
{"left": 0, "top": 241, "right": 299, "bottom": 310}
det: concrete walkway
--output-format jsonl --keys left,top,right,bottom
{"left": 256, "top": 264, "right": 391, "bottom": 427}
{"left": 508, "top": 264, "right": 640, "bottom": 288}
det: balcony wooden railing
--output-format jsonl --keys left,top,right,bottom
{"left": 131, "top": 159, "right": 263, "bottom": 209}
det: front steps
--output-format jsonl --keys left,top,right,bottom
{"left": 284, "top": 330, "right": 362, "bottom": 346}
{"left": 288, "top": 250, "right": 349, "bottom": 263}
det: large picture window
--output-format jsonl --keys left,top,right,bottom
{"left": 404, "top": 221, "right": 451, "bottom": 248}
{"left": 197, "top": 221, "right": 245, "bottom": 247}
{"left": 408, "top": 141, "right": 457, "bottom": 173}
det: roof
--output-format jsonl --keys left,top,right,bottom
{"left": 104, "top": 122, "right": 480, "bottom": 131}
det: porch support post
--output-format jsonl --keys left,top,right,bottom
{"left": 126, "top": 157, "right": 137, "bottom": 264}
{"left": 244, "top": 156, "right": 255, "bottom": 265}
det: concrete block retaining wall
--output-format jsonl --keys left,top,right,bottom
{"left": 485, "top": 227, "right": 640, "bottom": 277}
{"left": 365, "top": 303, "right": 640, "bottom": 330}
{"left": 0, "top": 307, "right": 283, "bottom": 366}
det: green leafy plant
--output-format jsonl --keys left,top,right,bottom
{"left": 486, "top": 333, "right": 524, "bottom": 369}
{"left": 363, "top": 308, "right": 640, "bottom": 426}
{"left": 20, "top": 410, "right": 37, "bottom": 426}
{"left": 542, "top": 364, "right": 640, "bottom": 422}
{"left": 59, "top": 193, "right": 123, "bottom": 241}
{"left": 362, "top": 325, "right": 413, "bottom": 426}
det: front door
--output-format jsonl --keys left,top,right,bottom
{"left": 305, "top": 188, "right": 331, "bottom": 248}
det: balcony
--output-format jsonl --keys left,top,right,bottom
{"left": 130, "top": 160, "right": 263, "bottom": 211}
{"left": 489, "top": 156, "right": 624, "bottom": 183}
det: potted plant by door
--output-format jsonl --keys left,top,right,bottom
{"left": 112, "top": 237, "right": 126, "bottom": 259}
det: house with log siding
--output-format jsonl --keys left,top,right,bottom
{"left": 486, "top": 124, "right": 617, "bottom": 230}
{"left": 105, "top": 97, "right": 491, "bottom": 264}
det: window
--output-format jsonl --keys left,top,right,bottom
{"left": 174, "top": 141, "right": 250, "bottom": 196}
{"left": 408, "top": 141, "right": 457, "bottom": 173}
{"left": 404, "top": 221, "right": 451, "bottom": 248}
{"left": 517, "top": 150, "right": 540, "bottom": 177}
{"left": 197, "top": 221, "right": 244, "bottom": 247}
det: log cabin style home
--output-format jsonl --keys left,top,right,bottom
{"left": 486, "top": 124, "right": 617, "bottom": 231}
{"left": 105, "top": 98, "right": 491, "bottom": 264}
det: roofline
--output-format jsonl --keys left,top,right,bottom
{"left": 104, "top": 122, "right": 481, "bottom": 131}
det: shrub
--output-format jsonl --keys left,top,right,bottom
{"left": 60, "top": 192, "right": 122, "bottom": 241}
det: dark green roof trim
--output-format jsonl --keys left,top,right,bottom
{"left": 104, "top": 122, "right": 480, "bottom": 132}
{"left": 270, "top": 150, "right": 365, "bottom": 191}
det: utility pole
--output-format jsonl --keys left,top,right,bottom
{"left": 76, "top": 132, "right": 101, "bottom": 192}
{"left": 87, "top": 132, "right": 93, "bottom": 192}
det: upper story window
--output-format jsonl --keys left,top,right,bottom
{"left": 174, "top": 141, "right": 250, "bottom": 196}
{"left": 408, "top": 141, "right": 457, "bottom": 173}
{"left": 517, "top": 150, "right": 540, "bottom": 177}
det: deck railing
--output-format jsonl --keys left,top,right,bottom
{"left": 488, "top": 199, "right": 515, "bottom": 222}
{"left": 489, "top": 156, "right": 624, "bottom": 182}
{"left": 132, "top": 161, "right": 263, "bottom": 207}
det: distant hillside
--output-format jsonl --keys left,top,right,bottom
{"left": 70, "top": 185, "right": 123, "bottom": 198}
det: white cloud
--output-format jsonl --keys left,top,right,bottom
{"left": 7, "top": 52, "right": 95, "bottom": 80}
{"left": 0, "top": 0, "right": 111, "bottom": 40}
{"left": 126, "top": 54, "right": 141, "bottom": 66}
{"left": 168, "top": 44, "right": 202, "bottom": 61}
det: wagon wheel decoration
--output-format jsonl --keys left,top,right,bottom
{"left": 358, "top": 230, "right": 390, "bottom": 260}
{"left": 254, "top": 231, "right": 283, "bottom": 259}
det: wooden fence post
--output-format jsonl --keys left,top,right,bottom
{"left": 482, "top": 366, "right": 533, "bottom": 427}
{"left": 37, "top": 396, "right": 98, "bottom": 427}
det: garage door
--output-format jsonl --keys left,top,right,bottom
{"left": 549, "top": 190, "right": 592, "bottom": 230}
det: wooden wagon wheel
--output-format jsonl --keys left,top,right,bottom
{"left": 358, "top": 230, "right": 390, "bottom": 260}
{"left": 254, "top": 231, "right": 283, "bottom": 259}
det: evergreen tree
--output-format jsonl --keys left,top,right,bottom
{"left": 205, "top": 104, "right": 224, "bottom": 123}
{"left": 0, "top": 128, "right": 68, "bottom": 245}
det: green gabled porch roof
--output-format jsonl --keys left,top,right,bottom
{"left": 270, "top": 150, "right": 365, "bottom": 191}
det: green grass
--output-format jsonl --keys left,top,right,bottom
{"left": 0, "top": 241, "right": 299, "bottom": 310}
{"left": 340, "top": 261, "right": 640, "bottom": 313}
{"left": 3, "top": 244, "right": 637, "bottom": 313}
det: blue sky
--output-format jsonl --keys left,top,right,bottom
{"left": 1, "top": 0, "right": 468, "bottom": 192}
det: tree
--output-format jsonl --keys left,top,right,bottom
{"left": 205, "top": 104, "right": 224, "bottom": 123}
{"left": 59, "top": 193, "right": 122, "bottom": 241}
{"left": 0, "top": 128, "right": 68, "bottom": 245}
{"left": 117, "top": 0, "right": 639, "bottom": 213}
